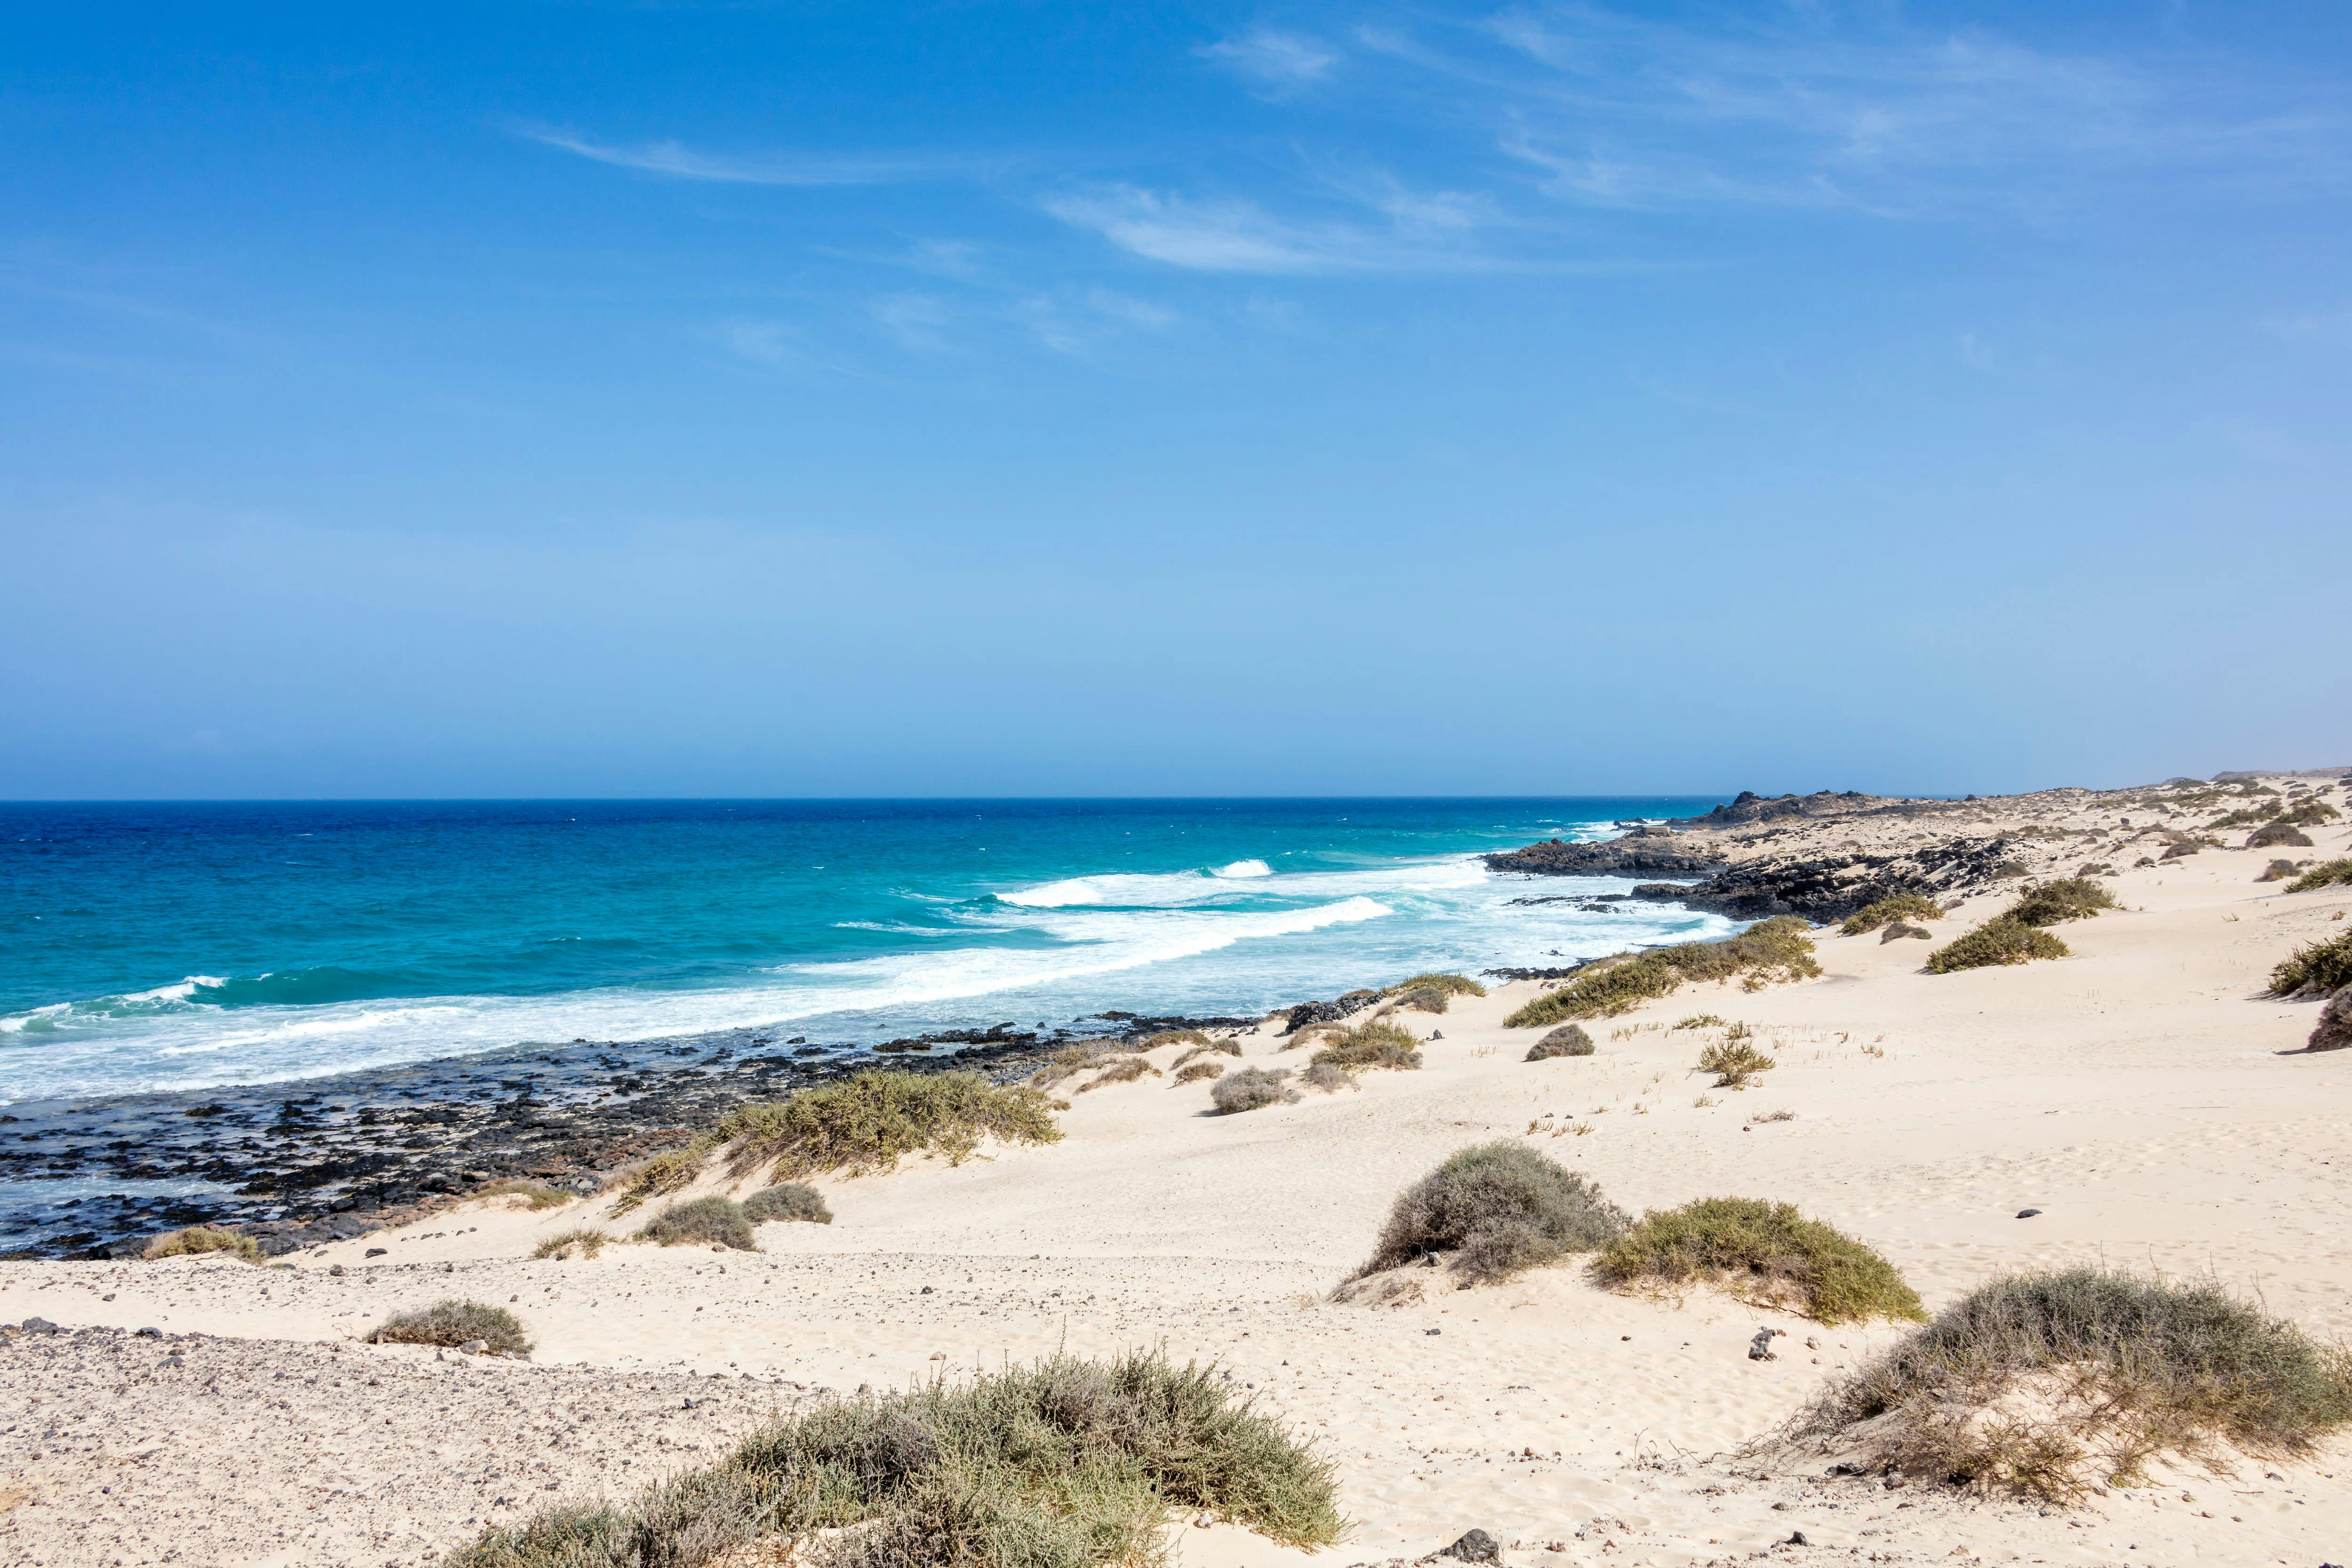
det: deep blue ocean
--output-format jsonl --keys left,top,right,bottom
{"left": 0, "top": 798, "right": 1729, "bottom": 1106}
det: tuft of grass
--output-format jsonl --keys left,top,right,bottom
{"left": 449, "top": 1348, "right": 1345, "bottom": 1568}
{"left": 1169, "top": 1039, "right": 1241, "bottom": 1071}
{"left": 1136, "top": 1029, "right": 1212, "bottom": 1052}
{"left": 1594, "top": 1196, "right": 1924, "bottom": 1325}
{"left": 635, "top": 1196, "right": 757, "bottom": 1251}
{"left": 1353, "top": 1142, "right": 1629, "bottom": 1287}
{"left": 1300, "top": 1060, "right": 1354, "bottom": 1094}
{"left": 1697, "top": 1039, "right": 1775, "bottom": 1088}
{"left": 1384, "top": 972, "right": 1486, "bottom": 999}
{"left": 2285, "top": 858, "right": 2352, "bottom": 894}
{"left": 1210, "top": 1067, "right": 1295, "bottom": 1115}
{"left": 1924, "top": 918, "right": 2071, "bottom": 974}
{"left": 714, "top": 1070, "right": 1062, "bottom": 1180}
{"left": 1030, "top": 1044, "right": 1108, "bottom": 1091}
{"left": 1504, "top": 917, "right": 1821, "bottom": 1027}
{"left": 1797, "top": 1268, "right": 2352, "bottom": 1498}
{"left": 1524, "top": 1023, "right": 1595, "bottom": 1061}
{"left": 2007, "top": 878, "right": 2118, "bottom": 927}
{"left": 1386, "top": 985, "right": 1452, "bottom": 1014}
{"left": 1172, "top": 1060, "right": 1224, "bottom": 1085}
{"left": 142, "top": 1225, "right": 263, "bottom": 1263}
{"left": 2248, "top": 821, "right": 2316, "bottom": 849}
{"left": 1310, "top": 1020, "right": 1422, "bottom": 1073}
{"left": 1840, "top": 894, "right": 1945, "bottom": 936}
{"left": 367, "top": 1299, "right": 533, "bottom": 1357}
{"left": 1077, "top": 1056, "right": 1160, "bottom": 1092}
{"left": 2271, "top": 929, "right": 2352, "bottom": 998}
{"left": 532, "top": 1227, "right": 610, "bottom": 1260}
{"left": 609, "top": 1143, "right": 716, "bottom": 1215}
{"left": 1672, "top": 1014, "right": 1725, "bottom": 1030}
{"left": 475, "top": 1179, "right": 576, "bottom": 1211}
{"left": 744, "top": 1182, "right": 832, "bottom": 1226}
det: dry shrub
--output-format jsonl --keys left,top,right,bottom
{"left": 2272, "top": 930, "right": 2352, "bottom": 998}
{"left": 1353, "top": 1143, "right": 1628, "bottom": 1286}
{"left": 636, "top": 1196, "right": 757, "bottom": 1251}
{"left": 1796, "top": 1268, "right": 2352, "bottom": 1498}
{"left": 1383, "top": 973, "right": 1486, "bottom": 999}
{"left": 1881, "top": 921, "right": 1931, "bottom": 943}
{"left": 609, "top": 1144, "right": 714, "bottom": 1215}
{"left": 2257, "top": 858, "right": 2305, "bottom": 883}
{"left": 142, "top": 1225, "right": 262, "bottom": 1263}
{"left": 1172, "top": 1060, "right": 1224, "bottom": 1084}
{"left": 1300, "top": 1060, "right": 1353, "bottom": 1094}
{"left": 450, "top": 1348, "right": 1344, "bottom": 1568}
{"left": 2284, "top": 858, "right": 2352, "bottom": 895}
{"left": 1310, "top": 1020, "right": 1422, "bottom": 1073}
{"left": 1210, "top": 1067, "right": 1295, "bottom": 1115}
{"left": 1504, "top": 917, "right": 1821, "bottom": 1027}
{"left": 1170, "top": 1039, "right": 1241, "bottom": 1071}
{"left": 1594, "top": 1197, "right": 1923, "bottom": 1325}
{"left": 1524, "top": 1024, "right": 1594, "bottom": 1061}
{"left": 1030, "top": 1044, "right": 1109, "bottom": 1091}
{"left": 2007, "top": 878, "right": 2117, "bottom": 927}
{"left": 1697, "top": 1039, "right": 1775, "bottom": 1088}
{"left": 1137, "top": 1029, "right": 1212, "bottom": 1052}
{"left": 715, "top": 1070, "right": 1062, "bottom": 1179}
{"left": 475, "top": 1179, "right": 576, "bottom": 1210}
{"left": 532, "top": 1227, "right": 610, "bottom": 1260}
{"left": 744, "top": 1182, "right": 832, "bottom": 1225}
{"left": 1924, "top": 918, "right": 2070, "bottom": 974}
{"left": 1840, "top": 894, "right": 1945, "bottom": 936}
{"left": 2307, "top": 986, "right": 2352, "bottom": 1053}
{"left": 1077, "top": 1056, "right": 1160, "bottom": 1093}
{"left": 368, "top": 1299, "right": 533, "bottom": 1357}
{"left": 2250, "top": 821, "right": 2317, "bottom": 849}
{"left": 1387, "top": 985, "right": 1452, "bottom": 1014}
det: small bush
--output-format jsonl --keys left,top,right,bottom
{"left": 532, "top": 1227, "right": 610, "bottom": 1260}
{"left": 1880, "top": 921, "right": 1931, "bottom": 943}
{"left": 1170, "top": 1039, "right": 1241, "bottom": 1071}
{"left": 476, "top": 1179, "right": 576, "bottom": 1210}
{"left": 1354, "top": 1142, "right": 1629, "bottom": 1286}
{"left": 2272, "top": 930, "right": 2352, "bottom": 997}
{"left": 1525, "top": 1024, "right": 1594, "bottom": 1061}
{"left": 1672, "top": 1014, "right": 1725, "bottom": 1030}
{"left": 609, "top": 1144, "right": 713, "bottom": 1215}
{"left": 1798, "top": 1268, "right": 2352, "bottom": 1497}
{"left": 1310, "top": 1020, "right": 1422, "bottom": 1073}
{"left": 1300, "top": 1060, "right": 1354, "bottom": 1094}
{"left": 1030, "top": 1043, "right": 1106, "bottom": 1091}
{"left": 2279, "top": 799, "right": 2344, "bottom": 827}
{"left": 1840, "top": 894, "right": 1945, "bottom": 935}
{"left": 143, "top": 1225, "right": 263, "bottom": 1263}
{"left": 1077, "top": 1056, "right": 1160, "bottom": 1092}
{"left": 1137, "top": 1029, "right": 1212, "bottom": 1052}
{"left": 367, "top": 1299, "right": 533, "bottom": 1357}
{"left": 2249, "top": 821, "right": 2316, "bottom": 849}
{"left": 1388, "top": 985, "right": 1453, "bottom": 1014}
{"left": 2257, "top": 859, "right": 2304, "bottom": 883}
{"left": 636, "top": 1196, "right": 757, "bottom": 1251}
{"left": 1924, "top": 917, "right": 2070, "bottom": 974}
{"left": 1384, "top": 972, "right": 1486, "bottom": 999}
{"left": 2008, "top": 878, "right": 2117, "bottom": 927}
{"left": 714, "top": 1069, "right": 1062, "bottom": 1179}
{"left": 1697, "top": 1039, "right": 1775, "bottom": 1088}
{"left": 2285, "top": 859, "right": 2352, "bottom": 894}
{"left": 1594, "top": 1197, "right": 1924, "bottom": 1324}
{"left": 450, "top": 1348, "right": 1344, "bottom": 1568}
{"left": 1173, "top": 1060, "right": 1224, "bottom": 1084}
{"left": 1211, "top": 1067, "right": 1295, "bottom": 1115}
{"left": 1505, "top": 917, "right": 1821, "bottom": 1027}
{"left": 2308, "top": 986, "right": 2352, "bottom": 1053}
{"left": 744, "top": 1182, "right": 832, "bottom": 1225}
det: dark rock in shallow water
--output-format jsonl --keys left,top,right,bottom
{"left": 1482, "top": 838, "right": 1724, "bottom": 879}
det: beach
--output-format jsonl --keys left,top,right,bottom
{"left": 5, "top": 775, "right": 2351, "bottom": 1567}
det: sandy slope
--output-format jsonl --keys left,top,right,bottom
{"left": 4, "top": 788, "right": 2349, "bottom": 1568}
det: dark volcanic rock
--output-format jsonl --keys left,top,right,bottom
{"left": 1279, "top": 990, "right": 1382, "bottom": 1033}
{"left": 1481, "top": 838, "right": 1724, "bottom": 878}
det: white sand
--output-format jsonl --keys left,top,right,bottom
{"left": 5, "top": 785, "right": 2349, "bottom": 1567}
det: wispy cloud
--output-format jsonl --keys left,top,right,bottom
{"left": 871, "top": 294, "right": 952, "bottom": 353}
{"left": 1044, "top": 185, "right": 1492, "bottom": 274}
{"left": 1198, "top": 28, "right": 1339, "bottom": 89}
{"left": 514, "top": 123, "right": 954, "bottom": 186}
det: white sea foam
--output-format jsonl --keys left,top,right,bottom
{"left": 1215, "top": 858, "right": 1272, "bottom": 878}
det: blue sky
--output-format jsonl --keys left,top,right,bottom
{"left": 4, "top": 2, "right": 2346, "bottom": 799}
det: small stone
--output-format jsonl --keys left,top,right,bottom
{"left": 1425, "top": 1328, "right": 1441, "bottom": 1335}
{"left": 1787, "top": 1530, "right": 1810, "bottom": 1546}
{"left": 328, "top": 1264, "right": 346, "bottom": 1277}
{"left": 1192, "top": 1512, "right": 1213, "bottom": 1529}
{"left": 2016, "top": 1208, "right": 2042, "bottom": 1219}
{"left": 921, "top": 1285, "right": 933, "bottom": 1294}
{"left": 365, "top": 1246, "right": 388, "bottom": 1258}
{"left": 458, "top": 1339, "right": 488, "bottom": 1354}
{"left": 134, "top": 1326, "right": 162, "bottom": 1339}
{"left": 1749, "top": 1328, "right": 1782, "bottom": 1361}
{"left": 1437, "top": 1528, "right": 1502, "bottom": 1564}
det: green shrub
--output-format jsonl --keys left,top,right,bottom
{"left": 1525, "top": 1024, "right": 1594, "bottom": 1061}
{"left": 636, "top": 1196, "right": 757, "bottom": 1251}
{"left": 1211, "top": 1067, "right": 1295, "bottom": 1115}
{"left": 1593, "top": 1197, "right": 1924, "bottom": 1325}
{"left": 1799, "top": 1268, "right": 2352, "bottom": 1497}
{"left": 2249, "top": 821, "right": 2317, "bottom": 849}
{"left": 475, "top": 1179, "right": 576, "bottom": 1210}
{"left": 1310, "top": 1020, "right": 1422, "bottom": 1072}
{"left": 1383, "top": 972, "right": 1486, "bottom": 998}
{"left": 142, "top": 1225, "right": 263, "bottom": 1263}
{"left": 1354, "top": 1143, "right": 1629, "bottom": 1286}
{"left": 1388, "top": 985, "right": 1452, "bottom": 1014}
{"left": 1924, "top": 917, "right": 2070, "bottom": 974}
{"left": 450, "top": 1348, "right": 1343, "bottom": 1568}
{"left": 1504, "top": 917, "right": 1821, "bottom": 1027}
{"left": 532, "top": 1227, "right": 610, "bottom": 1260}
{"left": 714, "top": 1070, "right": 1062, "bottom": 1179}
{"left": 1840, "top": 893, "right": 1945, "bottom": 935}
{"left": 1077, "top": 1056, "right": 1160, "bottom": 1092}
{"left": 744, "top": 1182, "right": 832, "bottom": 1226}
{"left": 1697, "top": 1039, "right": 1775, "bottom": 1088}
{"left": 2208, "top": 805, "right": 2281, "bottom": 830}
{"left": 609, "top": 1143, "right": 716, "bottom": 1215}
{"left": 2285, "top": 859, "right": 2352, "bottom": 894}
{"left": 2008, "top": 877, "right": 2118, "bottom": 927}
{"left": 2279, "top": 799, "right": 2343, "bottom": 827}
{"left": 368, "top": 1299, "right": 533, "bottom": 1357}
{"left": 1672, "top": 1014, "right": 1725, "bottom": 1030}
{"left": 2272, "top": 930, "right": 2352, "bottom": 997}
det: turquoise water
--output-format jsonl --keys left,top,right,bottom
{"left": 0, "top": 798, "right": 1728, "bottom": 1104}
